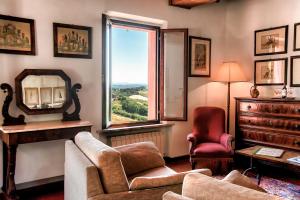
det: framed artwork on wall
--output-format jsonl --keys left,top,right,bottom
{"left": 254, "top": 25, "right": 288, "bottom": 56}
{"left": 53, "top": 23, "right": 92, "bottom": 59}
{"left": 290, "top": 56, "right": 300, "bottom": 87}
{"left": 294, "top": 23, "right": 300, "bottom": 51}
{"left": 254, "top": 58, "right": 287, "bottom": 86}
{"left": 189, "top": 36, "right": 211, "bottom": 77}
{"left": 0, "top": 14, "right": 35, "bottom": 55}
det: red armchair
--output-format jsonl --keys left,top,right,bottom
{"left": 187, "top": 107, "right": 234, "bottom": 170}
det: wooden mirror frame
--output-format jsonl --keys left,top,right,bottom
{"left": 15, "top": 69, "right": 72, "bottom": 115}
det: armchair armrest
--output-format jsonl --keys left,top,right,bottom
{"left": 163, "top": 191, "right": 194, "bottom": 200}
{"left": 220, "top": 133, "right": 234, "bottom": 152}
{"left": 187, "top": 133, "right": 198, "bottom": 153}
{"left": 129, "top": 168, "right": 212, "bottom": 191}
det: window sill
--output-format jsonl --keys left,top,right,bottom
{"left": 102, "top": 123, "right": 174, "bottom": 137}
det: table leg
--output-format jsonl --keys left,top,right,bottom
{"left": 2, "top": 143, "right": 18, "bottom": 200}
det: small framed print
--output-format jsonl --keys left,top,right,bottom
{"left": 0, "top": 14, "right": 35, "bottom": 55}
{"left": 53, "top": 87, "right": 66, "bottom": 103}
{"left": 290, "top": 56, "right": 300, "bottom": 87}
{"left": 24, "top": 88, "right": 39, "bottom": 106}
{"left": 254, "top": 58, "right": 287, "bottom": 86}
{"left": 53, "top": 23, "right": 92, "bottom": 59}
{"left": 189, "top": 36, "right": 211, "bottom": 77}
{"left": 40, "top": 87, "right": 52, "bottom": 104}
{"left": 294, "top": 23, "right": 300, "bottom": 51}
{"left": 255, "top": 25, "right": 288, "bottom": 56}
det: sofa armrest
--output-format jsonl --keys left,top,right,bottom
{"left": 129, "top": 168, "right": 212, "bottom": 191}
{"left": 65, "top": 140, "right": 104, "bottom": 200}
{"left": 220, "top": 133, "right": 234, "bottom": 152}
{"left": 163, "top": 191, "right": 194, "bottom": 200}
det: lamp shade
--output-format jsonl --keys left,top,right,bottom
{"left": 214, "top": 62, "right": 247, "bottom": 83}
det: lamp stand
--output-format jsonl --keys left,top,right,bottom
{"left": 227, "top": 82, "right": 230, "bottom": 133}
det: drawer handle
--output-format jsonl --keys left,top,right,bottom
{"left": 295, "top": 124, "right": 299, "bottom": 129}
{"left": 294, "top": 141, "right": 300, "bottom": 146}
{"left": 268, "top": 121, "right": 273, "bottom": 126}
{"left": 247, "top": 105, "right": 251, "bottom": 110}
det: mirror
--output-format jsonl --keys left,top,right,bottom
{"left": 15, "top": 69, "right": 71, "bottom": 115}
{"left": 160, "top": 29, "right": 188, "bottom": 121}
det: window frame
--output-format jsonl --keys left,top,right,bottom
{"left": 102, "top": 14, "right": 161, "bottom": 129}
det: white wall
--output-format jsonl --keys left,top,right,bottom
{"left": 225, "top": 0, "right": 300, "bottom": 135}
{"left": 0, "top": 0, "right": 228, "bottom": 185}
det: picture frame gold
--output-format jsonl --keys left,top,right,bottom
{"left": 0, "top": 14, "right": 35, "bottom": 55}
{"left": 53, "top": 23, "right": 92, "bottom": 59}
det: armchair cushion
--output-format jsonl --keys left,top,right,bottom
{"left": 192, "top": 142, "right": 232, "bottom": 157}
{"left": 130, "top": 169, "right": 212, "bottom": 191}
{"left": 163, "top": 191, "right": 194, "bottom": 200}
{"left": 222, "top": 170, "right": 266, "bottom": 193}
{"left": 114, "top": 142, "right": 165, "bottom": 176}
{"left": 75, "top": 132, "right": 129, "bottom": 194}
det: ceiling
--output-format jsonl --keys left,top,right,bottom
{"left": 169, "top": 0, "right": 220, "bottom": 9}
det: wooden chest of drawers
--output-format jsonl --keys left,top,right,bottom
{"left": 235, "top": 98, "right": 300, "bottom": 151}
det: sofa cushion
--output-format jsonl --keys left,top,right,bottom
{"left": 114, "top": 142, "right": 165, "bottom": 176}
{"left": 182, "top": 173, "right": 282, "bottom": 200}
{"left": 75, "top": 132, "right": 129, "bottom": 194}
{"left": 222, "top": 170, "right": 267, "bottom": 193}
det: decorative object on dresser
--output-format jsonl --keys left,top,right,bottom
{"left": 0, "top": 120, "right": 92, "bottom": 200}
{"left": 189, "top": 36, "right": 211, "bottom": 77}
{"left": 213, "top": 62, "right": 247, "bottom": 133}
{"left": 294, "top": 23, "right": 300, "bottom": 51}
{"left": 250, "top": 85, "right": 260, "bottom": 98}
{"left": 254, "top": 25, "right": 288, "bottom": 56}
{"left": 0, "top": 14, "right": 36, "bottom": 55}
{"left": 53, "top": 23, "right": 92, "bottom": 59}
{"left": 254, "top": 58, "right": 288, "bottom": 86}
{"left": 290, "top": 55, "right": 300, "bottom": 87}
{"left": 235, "top": 97, "right": 300, "bottom": 152}
{"left": 1, "top": 83, "right": 26, "bottom": 126}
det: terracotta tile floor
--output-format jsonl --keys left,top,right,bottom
{"left": 20, "top": 159, "right": 300, "bottom": 200}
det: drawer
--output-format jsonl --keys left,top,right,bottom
{"left": 239, "top": 116, "right": 300, "bottom": 131}
{"left": 240, "top": 128, "right": 300, "bottom": 149}
{"left": 240, "top": 102, "right": 300, "bottom": 116}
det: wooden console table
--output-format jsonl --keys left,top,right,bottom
{"left": 0, "top": 120, "right": 92, "bottom": 200}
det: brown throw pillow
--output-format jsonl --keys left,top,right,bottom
{"left": 115, "top": 142, "right": 165, "bottom": 176}
{"left": 222, "top": 170, "right": 267, "bottom": 193}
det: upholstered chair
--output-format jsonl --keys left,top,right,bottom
{"left": 65, "top": 132, "right": 212, "bottom": 200}
{"left": 187, "top": 107, "right": 234, "bottom": 170}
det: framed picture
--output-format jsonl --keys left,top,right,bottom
{"left": 53, "top": 87, "right": 66, "bottom": 103}
{"left": 254, "top": 25, "right": 288, "bottom": 56}
{"left": 189, "top": 36, "right": 211, "bottom": 77}
{"left": 254, "top": 58, "right": 287, "bottom": 86}
{"left": 294, "top": 23, "right": 300, "bottom": 51}
{"left": 24, "top": 88, "right": 39, "bottom": 106}
{"left": 40, "top": 87, "right": 52, "bottom": 104}
{"left": 0, "top": 14, "right": 35, "bottom": 55}
{"left": 290, "top": 56, "right": 300, "bottom": 87}
{"left": 53, "top": 23, "right": 92, "bottom": 59}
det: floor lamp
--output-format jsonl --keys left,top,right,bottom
{"left": 214, "top": 62, "right": 247, "bottom": 133}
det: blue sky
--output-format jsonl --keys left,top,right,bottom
{"left": 111, "top": 26, "right": 148, "bottom": 84}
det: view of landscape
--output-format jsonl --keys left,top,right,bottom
{"left": 112, "top": 83, "right": 148, "bottom": 123}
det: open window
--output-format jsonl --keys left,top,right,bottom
{"left": 102, "top": 14, "right": 188, "bottom": 129}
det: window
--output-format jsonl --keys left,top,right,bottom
{"left": 102, "top": 14, "right": 188, "bottom": 129}
{"left": 102, "top": 15, "right": 160, "bottom": 128}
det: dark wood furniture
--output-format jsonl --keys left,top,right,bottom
{"left": 235, "top": 97, "right": 300, "bottom": 151}
{"left": 169, "top": 0, "right": 220, "bottom": 9}
{"left": 236, "top": 145, "right": 300, "bottom": 184}
{"left": 0, "top": 120, "right": 92, "bottom": 200}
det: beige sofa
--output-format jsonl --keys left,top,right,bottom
{"left": 64, "top": 132, "right": 212, "bottom": 200}
{"left": 163, "top": 172, "right": 283, "bottom": 200}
